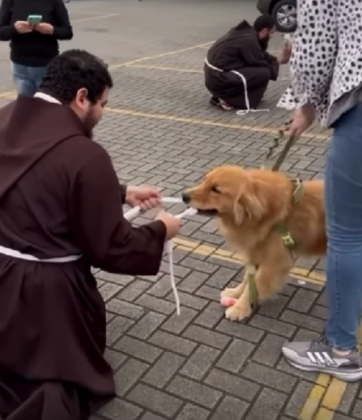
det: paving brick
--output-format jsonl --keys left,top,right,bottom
{"left": 104, "top": 348, "right": 127, "bottom": 371}
{"left": 113, "top": 335, "right": 162, "bottom": 363}
{"left": 276, "top": 357, "right": 318, "bottom": 382}
{"left": 117, "top": 279, "right": 151, "bottom": 302}
{"left": 242, "top": 361, "right": 297, "bottom": 393}
{"left": 180, "top": 257, "right": 219, "bottom": 274}
{"left": 195, "top": 285, "right": 221, "bottom": 301}
{"left": 191, "top": 231, "right": 225, "bottom": 245}
{"left": 183, "top": 325, "right": 231, "bottom": 349}
{"left": 127, "top": 384, "right": 183, "bottom": 418}
{"left": 161, "top": 307, "right": 198, "bottom": 334}
{"left": 106, "top": 299, "right": 145, "bottom": 320}
{"left": 209, "top": 395, "right": 249, "bottom": 420}
{"left": 143, "top": 352, "right": 185, "bottom": 388}
{"left": 216, "top": 338, "right": 255, "bottom": 373}
{"left": 280, "top": 310, "right": 325, "bottom": 333}
{"left": 287, "top": 288, "right": 319, "bottom": 313}
{"left": 106, "top": 316, "right": 135, "bottom": 346}
{"left": 353, "top": 400, "right": 362, "bottom": 419}
{"left": 206, "top": 255, "right": 243, "bottom": 270}
{"left": 140, "top": 413, "right": 167, "bottom": 420}
{"left": 284, "top": 381, "right": 314, "bottom": 418}
{"left": 106, "top": 311, "right": 115, "bottom": 324}
{"left": 205, "top": 368, "right": 260, "bottom": 402}
{"left": 280, "top": 284, "right": 298, "bottom": 297}
{"left": 147, "top": 274, "right": 183, "bottom": 298}
{"left": 159, "top": 261, "right": 191, "bottom": 278}
{"left": 98, "top": 282, "right": 123, "bottom": 302}
{"left": 137, "top": 294, "right": 177, "bottom": 315}
{"left": 249, "top": 314, "right": 297, "bottom": 338}
{"left": 194, "top": 301, "right": 225, "bottom": 329}
{"left": 216, "top": 319, "right": 264, "bottom": 343}
{"left": 149, "top": 331, "right": 197, "bottom": 356}
{"left": 252, "top": 333, "right": 285, "bottom": 367}
{"left": 335, "top": 414, "right": 358, "bottom": 420}
{"left": 175, "top": 404, "right": 210, "bottom": 420}
{"left": 96, "top": 272, "right": 134, "bottom": 286}
{"left": 97, "top": 398, "right": 143, "bottom": 420}
{"left": 245, "top": 388, "right": 288, "bottom": 420}
{"left": 114, "top": 357, "right": 149, "bottom": 396}
{"left": 180, "top": 220, "right": 203, "bottom": 236}
{"left": 206, "top": 267, "right": 238, "bottom": 289}
{"left": 293, "top": 328, "right": 321, "bottom": 342}
{"left": 177, "top": 271, "right": 209, "bottom": 293}
{"left": 128, "top": 312, "right": 166, "bottom": 340}
{"left": 167, "top": 376, "right": 222, "bottom": 409}
{"left": 180, "top": 344, "right": 220, "bottom": 380}
{"left": 310, "top": 304, "right": 328, "bottom": 320}
{"left": 257, "top": 295, "right": 290, "bottom": 318}
{"left": 338, "top": 383, "right": 360, "bottom": 415}
{"left": 167, "top": 290, "right": 209, "bottom": 310}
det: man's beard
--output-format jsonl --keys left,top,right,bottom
{"left": 259, "top": 36, "right": 270, "bottom": 51}
{"left": 83, "top": 111, "right": 97, "bottom": 138}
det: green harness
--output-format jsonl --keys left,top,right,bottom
{"left": 248, "top": 178, "right": 304, "bottom": 309}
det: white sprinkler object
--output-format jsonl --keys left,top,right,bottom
{"left": 123, "top": 197, "right": 198, "bottom": 315}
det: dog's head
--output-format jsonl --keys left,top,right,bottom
{"left": 182, "top": 165, "right": 275, "bottom": 225}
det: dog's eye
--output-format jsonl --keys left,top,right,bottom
{"left": 211, "top": 185, "right": 220, "bottom": 194}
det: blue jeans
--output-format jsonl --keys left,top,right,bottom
{"left": 12, "top": 63, "right": 47, "bottom": 97}
{"left": 325, "top": 101, "right": 362, "bottom": 350}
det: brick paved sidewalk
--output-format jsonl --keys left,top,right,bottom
{"left": 0, "top": 1, "right": 361, "bottom": 419}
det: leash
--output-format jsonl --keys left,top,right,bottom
{"left": 248, "top": 128, "right": 299, "bottom": 310}
{"left": 123, "top": 197, "right": 197, "bottom": 315}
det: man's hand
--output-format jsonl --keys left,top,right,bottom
{"left": 126, "top": 186, "right": 161, "bottom": 210}
{"left": 287, "top": 103, "right": 316, "bottom": 138}
{"left": 14, "top": 21, "right": 32, "bottom": 34}
{"left": 156, "top": 210, "right": 181, "bottom": 240}
{"left": 278, "top": 44, "right": 292, "bottom": 64}
{"left": 34, "top": 23, "right": 54, "bottom": 34}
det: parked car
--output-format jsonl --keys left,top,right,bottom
{"left": 257, "top": 0, "right": 296, "bottom": 33}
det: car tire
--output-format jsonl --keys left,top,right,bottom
{"left": 271, "top": 0, "right": 297, "bottom": 33}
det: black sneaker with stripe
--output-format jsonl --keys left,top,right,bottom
{"left": 282, "top": 336, "right": 362, "bottom": 382}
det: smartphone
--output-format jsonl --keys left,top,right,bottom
{"left": 27, "top": 15, "right": 42, "bottom": 25}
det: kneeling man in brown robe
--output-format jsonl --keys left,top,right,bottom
{"left": 204, "top": 16, "right": 291, "bottom": 111}
{"left": 0, "top": 49, "right": 181, "bottom": 419}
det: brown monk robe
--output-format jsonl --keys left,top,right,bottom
{"left": 204, "top": 18, "right": 279, "bottom": 110}
{"left": 0, "top": 96, "right": 167, "bottom": 419}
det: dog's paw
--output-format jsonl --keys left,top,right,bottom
{"left": 225, "top": 304, "right": 252, "bottom": 322}
{"left": 221, "top": 287, "right": 242, "bottom": 300}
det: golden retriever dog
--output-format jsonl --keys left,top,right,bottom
{"left": 182, "top": 165, "right": 326, "bottom": 322}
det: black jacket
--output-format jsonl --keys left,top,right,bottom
{"left": 0, "top": 0, "right": 73, "bottom": 67}
{"left": 206, "top": 20, "right": 278, "bottom": 79}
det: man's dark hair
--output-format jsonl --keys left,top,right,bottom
{"left": 40, "top": 49, "right": 113, "bottom": 104}
{"left": 253, "top": 15, "right": 275, "bottom": 32}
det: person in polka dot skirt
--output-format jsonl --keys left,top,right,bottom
{"left": 278, "top": 0, "right": 362, "bottom": 382}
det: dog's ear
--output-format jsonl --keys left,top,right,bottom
{"left": 233, "top": 181, "right": 265, "bottom": 223}
{"left": 233, "top": 199, "right": 245, "bottom": 225}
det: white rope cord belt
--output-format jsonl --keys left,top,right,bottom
{"left": 204, "top": 58, "right": 269, "bottom": 116}
{"left": 124, "top": 197, "right": 197, "bottom": 316}
{"left": 0, "top": 197, "right": 196, "bottom": 315}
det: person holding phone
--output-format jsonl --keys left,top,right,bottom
{"left": 0, "top": 0, "right": 73, "bottom": 96}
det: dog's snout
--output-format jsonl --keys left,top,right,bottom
{"left": 182, "top": 192, "right": 191, "bottom": 204}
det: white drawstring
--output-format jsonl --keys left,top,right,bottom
{"left": 123, "top": 197, "right": 197, "bottom": 315}
{"left": 204, "top": 58, "right": 269, "bottom": 116}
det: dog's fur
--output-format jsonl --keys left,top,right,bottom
{"left": 183, "top": 165, "right": 326, "bottom": 322}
